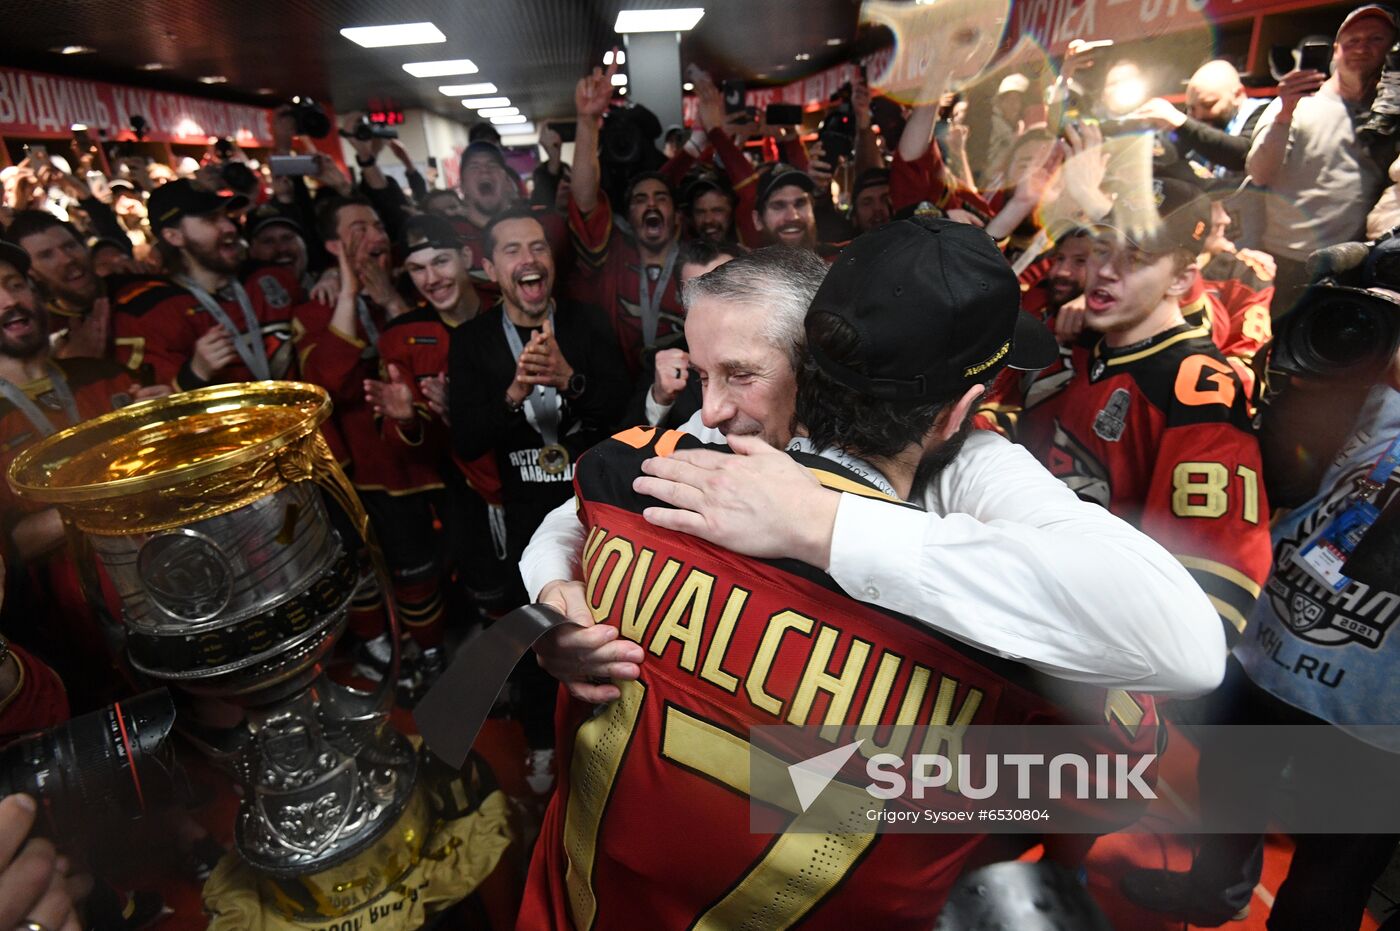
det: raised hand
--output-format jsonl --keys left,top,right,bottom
{"left": 364, "top": 363, "right": 417, "bottom": 424}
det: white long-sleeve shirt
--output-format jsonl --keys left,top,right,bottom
{"left": 520, "top": 417, "right": 1226, "bottom": 698}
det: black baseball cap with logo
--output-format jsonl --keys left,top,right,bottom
{"left": 0, "top": 239, "right": 32, "bottom": 276}
{"left": 851, "top": 168, "right": 891, "bottom": 201}
{"left": 756, "top": 163, "right": 816, "bottom": 210}
{"left": 147, "top": 179, "right": 249, "bottom": 232}
{"left": 805, "top": 217, "right": 1059, "bottom": 402}
{"left": 1093, "top": 177, "right": 1211, "bottom": 256}
{"left": 244, "top": 202, "right": 305, "bottom": 240}
{"left": 400, "top": 214, "right": 463, "bottom": 254}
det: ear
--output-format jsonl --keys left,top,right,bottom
{"left": 326, "top": 238, "right": 343, "bottom": 258}
{"left": 159, "top": 225, "right": 184, "bottom": 250}
{"left": 936, "top": 384, "right": 986, "bottom": 443}
{"left": 1166, "top": 260, "right": 1197, "bottom": 299}
{"left": 459, "top": 245, "right": 473, "bottom": 268}
{"left": 482, "top": 256, "right": 501, "bottom": 285}
{"left": 751, "top": 208, "right": 762, "bottom": 231}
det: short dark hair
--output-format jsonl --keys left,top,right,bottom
{"left": 624, "top": 171, "right": 674, "bottom": 207}
{"left": 5, "top": 211, "right": 82, "bottom": 251}
{"left": 797, "top": 311, "right": 967, "bottom": 462}
{"left": 423, "top": 189, "right": 462, "bottom": 211}
{"left": 678, "top": 238, "right": 742, "bottom": 271}
{"left": 315, "top": 194, "right": 375, "bottom": 244}
{"left": 482, "top": 206, "right": 546, "bottom": 259}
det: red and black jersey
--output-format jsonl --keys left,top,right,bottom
{"left": 0, "top": 357, "right": 141, "bottom": 523}
{"left": 985, "top": 324, "right": 1271, "bottom": 643}
{"left": 1180, "top": 267, "right": 1272, "bottom": 399}
{"left": 518, "top": 426, "right": 1159, "bottom": 931}
{"left": 109, "top": 266, "right": 302, "bottom": 390}
{"left": 376, "top": 305, "right": 500, "bottom": 504}
{"left": 567, "top": 191, "right": 686, "bottom": 379}
{"left": 293, "top": 298, "right": 436, "bottom": 495}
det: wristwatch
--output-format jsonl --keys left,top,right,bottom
{"left": 355, "top": 154, "right": 377, "bottom": 167}
{"left": 504, "top": 391, "right": 525, "bottom": 414}
{"left": 564, "top": 372, "right": 587, "bottom": 399}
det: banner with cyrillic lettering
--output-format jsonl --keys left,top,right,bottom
{"left": 0, "top": 66, "right": 274, "bottom": 146}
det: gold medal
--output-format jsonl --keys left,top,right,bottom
{"left": 539, "top": 443, "right": 570, "bottom": 476}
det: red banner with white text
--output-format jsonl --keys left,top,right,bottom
{"left": 0, "top": 66, "right": 275, "bottom": 146}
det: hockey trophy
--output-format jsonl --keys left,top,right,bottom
{"left": 7, "top": 382, "right": 504, "bottom": 923}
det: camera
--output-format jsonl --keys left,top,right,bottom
{"left": 340, "top": 114, "right": 398, "bottom": 142}
{"left": 212, "top": 137, "right": 236, "bottom": 161}
{"left": 817, "top": 82, "right": 856, "bottom": 163}
{"left": 0, "top": 690, "right": 180, "bottom": 841}
{"left": 286, "top": 96, "right": 332, "bottom": 139}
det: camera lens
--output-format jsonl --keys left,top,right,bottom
{"left": 1308, "top": 297, "right": 1384, "bottom": 369}
{"left": 0, "top": 690, "right": 178, "bottom": 838}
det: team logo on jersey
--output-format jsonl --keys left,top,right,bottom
{"left": 257, "top": 274, "right": 292, "bottom": 310}
{"left": 1092, "top": 388, "right": 1131, "bottom": 441}
{"left": 1266, "top": 467, "right": 1400, "bottom": 649}
{"left": 1089, "top": 359, "right": 1107, "bottom": 381}
{"left": 1047, "top": 420, "right": 1111, "bottom": 508}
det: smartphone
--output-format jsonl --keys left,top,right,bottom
{"left": 721, "top": 79, "right": 747, "bottom": 114}
{"left": 765, "top": 103, "right": 803, "bottom": 126}
{"left": 26, "top": 144, "right": 48, "bottom": 164}
{"left": 427, "top": 155, "right": 438, "bottom": 169}
{"left": 1298, "top": 41, "right": 1332, "bottom": 76}
{"left": 269, "top": 154, "right": 318, "bottom": 177}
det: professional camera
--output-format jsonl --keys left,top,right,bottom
{"left": 0, "top": 690, "right": 180, "bottom": 841}
{"left": 286, "top": 96, "right": 332, "bottom": 139}
{"left": 1254, "top": 231, "right": 1400, "bottom": 505}
{"left": 597, "top": 100, "right": 664, "bottom": 211}
{"left": 817, "top": 82, "right": 856, "bottom": 163}
{"left": 340, "top": 113, "right": 398, "bottom": 142}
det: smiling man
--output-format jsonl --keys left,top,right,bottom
{"left": 4, "top": 211, "right": 112, "bottom": 361}
{"left": 111, "top": 179, "right": 301, "bottom": 390}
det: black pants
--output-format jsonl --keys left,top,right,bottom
{"left": 1181, "top": 659, "right": 1398, "bottom": 930}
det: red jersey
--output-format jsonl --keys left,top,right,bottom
{"left": 0, "top": 645, "right": 70, "bottom": 744}
{"left": 1180, "top": 265, "right": 1273, "bottom": 399}
{"left": 110, "top": 266, "right": 302, "bottom": 390}
{"left": 518, "top": 427, "right": 1158, "bottom": 930}
{"left": 567, "top": 191, "right": 686, "bottom": 379}
{"left": 986, "top": 324, "right": 1271, "bottom": 644}
{"left": 293, "top": 298, "right": 437, "bottom": 495}
{"left": 375, "top": 305, "right": 501, "bottom": 504}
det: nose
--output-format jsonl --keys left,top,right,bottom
{"left": 700, "top": 380, "right": 735, "bottom": 430}
{"left": 0, "top": 285, "right": 20, "bottom": 314}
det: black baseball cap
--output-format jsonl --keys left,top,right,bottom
{"left": 400, "top": 213, "right": 463, "bottom": 254}
{"left": 244, "top": 202, "right": 304, "bottom": 239}
{"left": 0, "top": 239, "right": 31, "bottom": 276}
{"left": 851, "top": 168, "right": 891, "bottom": 201}
{"left": 460, "top": 139, "right": 508, "bottom": 171}
{"left": 756, "top": 163, "right": 815, "bottom": 210}
{"left": 806, "top": 217, "right": 1059, "bottom": 402}
{"left": 1093, "top": 177, "right": 1211, "bottom": 256}
{"left": 147, "top": 179, "right": 249, "bottom": 232}
{"left": 680, "top": 170, "right": 733, "bottom": 207}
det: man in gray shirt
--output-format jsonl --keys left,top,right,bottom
{"left": 1247, "top": 4, "right": 1399, "bottom": 313}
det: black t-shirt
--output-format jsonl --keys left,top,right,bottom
{"left": 449, "top": 300, "right": 629, "bottom": 555}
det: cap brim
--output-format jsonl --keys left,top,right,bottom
{"left": 0, "top": 241, "right": 31, "bottom": 276}
{"left": 1005, "top": 310, "right": 1060, "bottom": 372}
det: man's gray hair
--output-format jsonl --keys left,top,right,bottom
{"left": 680, "top": 246, "right": 828, "bottom": 370}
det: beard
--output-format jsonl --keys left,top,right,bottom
{"left": 185, "top": 236, "right": 244, "bottom": 276}
{"left": 909, "top": 417, "right": 975, "bottom": 502}
{"left": 0, "top": 304, "right": 50, "bottom": 360}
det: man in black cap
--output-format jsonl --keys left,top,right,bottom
{"left": 753, "top": 163, "right": 820, "bottom": 253}
{"left": 680, "top": 171, "right": 738, "bottom": 246}
{"left": 245, "top": 203, "right": 311, "bottom": 291}
{"left": 848, "top": 167, "right": 892, "bottom": 235}
{"left": 517, "top": 223, "right": 1213, "bottom": 928}
{"left": 984, "top": 178, "right": 1272, "bottom": 653}
{"left": 110, "top": 179, "right": 302, "bottom": 389}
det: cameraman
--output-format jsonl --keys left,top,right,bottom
{"left": 1123, "top": 293, "right": 1400, "bottom": 930}
{"left": 1247, "top": 4, "right": 1399, "bottom": 313}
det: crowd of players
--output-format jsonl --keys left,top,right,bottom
{"left": 1, "top": 2, "right": 1399, "bottom": 928}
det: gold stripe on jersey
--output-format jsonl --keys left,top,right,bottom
{"left": 807, "top": 468, "right": 902, "bottom": 504}
{"left": 1099, "top": 325, "right": 1210, "bottom": 368}
{"left": 1207, "top": 595, "right": 1249, "bottom": 635}
{"left": 563, "top": 677, "right": 646, "bottom": 930}
{"left": 1175, "top": 555, "right": 1263, "bottom": 599}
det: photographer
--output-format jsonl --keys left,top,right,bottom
{"left": 1247, "top": 4, "right": 1400, "bottom": 313}
{"left": 1123, "top": 271, "right": 1400, "bottom": 929}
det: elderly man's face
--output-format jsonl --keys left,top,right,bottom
{"left": 685, "top": 293, "right": 796, "bottom": 448}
